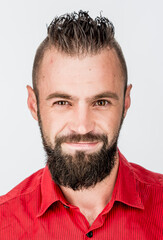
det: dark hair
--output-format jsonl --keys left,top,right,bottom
{"left": 32, "top": 10, "right": 127, "bottom": 99}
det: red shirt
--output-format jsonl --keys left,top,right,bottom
{"left": 0, "top": 151, "right": 163, "bottom": 239}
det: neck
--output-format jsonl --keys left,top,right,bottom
{"left": 60, "top": 151, "right": 119, "bottom": 226}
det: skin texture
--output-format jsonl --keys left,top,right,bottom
{"left": 27, "top": 48, "right": 132, "bottom": 225}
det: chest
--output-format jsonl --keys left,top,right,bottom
{"left": 2, "top": 202, "right": 162, "bottom": 240}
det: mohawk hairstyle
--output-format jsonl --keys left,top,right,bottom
{"left": 32, "top": 10, "right": 127, "bottom": 99}
{"left": 47, "top": 11, "right": 115, "bottom": 54}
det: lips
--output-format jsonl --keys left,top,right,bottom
{"left": 66, "top": 142, "right": 98, "bottom": 148}
{"left": 62, "top": 141, "right": 103, "bottom": 153}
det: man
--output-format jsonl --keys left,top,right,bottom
{"left": 0, "top": 10, "right": 162, "bottom": 239}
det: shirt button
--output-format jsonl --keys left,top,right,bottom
{"left": 63, "top": 205, "right": 69, "bottom": 209}
{"left": 86, "top": 231, "right": 93, "bottom": 238}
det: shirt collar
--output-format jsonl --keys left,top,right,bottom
{"left": 114, "top": 151, "right": 144, "bottom": 209}
{"left": 37, "top": 165, "right": 69, "bottom": 217}
{"left": 37, "top": 150, "right": 144, "bottom": 217}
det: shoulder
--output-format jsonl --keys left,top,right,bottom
{"left": 0, "top": 168, "right": 45, "bottom": 236}
{"left": 119, "top": 153, "right": 163, "bottom": 231}
{"left": 129, "top": 162, "right": 163, "bottom": 209}
{"left": 119, "top": 151, "right": 163, "bottom": 187}
{"left": 119, "top": 151, "right": 163, "bottom": 209}
{"left": 0, "top": 168, "right": 44, "bottom": 206}
{"left": 129, "top": 162, "right": 163, "bottom": 187}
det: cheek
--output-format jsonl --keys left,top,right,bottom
{"left": 95, "top": 107, "right": 123, "bottom": 136}
{"left": 40, "top": 108, "right": 70, "bottom": 140}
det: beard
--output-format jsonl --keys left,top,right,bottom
{"left": 37, "top": 109, "right": 123, "bottom": 191}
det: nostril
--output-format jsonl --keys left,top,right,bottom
{"left": 69, "top": 122, "right": 95, "bottom": 135}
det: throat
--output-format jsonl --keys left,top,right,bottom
{"left": 80, "top": 206, "right": 103, "bottom": 226}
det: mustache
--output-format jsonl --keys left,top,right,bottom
{"left": 55, "top": 133, "right": 108, "bottom": 145}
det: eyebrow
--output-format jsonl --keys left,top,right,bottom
{"left": 91, "top": 92, "right": 119, "bottom": 101}
{"left": 46, "top": 92, "right": 74, "bottom": 101}
{"left": 46, "top": 91, "right": 119, "bottom": 101}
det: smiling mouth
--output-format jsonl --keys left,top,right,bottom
{"left": 62, "top": 141, "right": 103, "bottom": 153}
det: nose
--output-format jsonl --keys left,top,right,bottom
{"left": 69, "top": 104, "right": 95, "bottom": 135}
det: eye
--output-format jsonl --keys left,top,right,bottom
{"left": 53, "top": 101, "right": 70, "bottom": 106}
{"left": 94, "top": 100, "right": 110, "bottom": 106}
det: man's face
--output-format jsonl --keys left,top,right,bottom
{"left": 27, "top": 48, "right": 131, "bottom": 190}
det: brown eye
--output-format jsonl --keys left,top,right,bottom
{"left": 95, "top": 100, "right": 109, "bottom": 106}
{"left": 53, "top": 101, "right": 69, "bottom": 105}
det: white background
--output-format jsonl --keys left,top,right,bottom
{"left": 0, "top": 0, "right": 163, "bottom": 195}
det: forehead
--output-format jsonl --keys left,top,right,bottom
{"left": 38, "top": 48, "right": 124, "bottom": 98}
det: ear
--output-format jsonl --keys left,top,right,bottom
{"left": 123, "top": 84, "right": 132, "bottom": 118}
{"left": 26, "top": 85, "right": 38, "bottom": 121}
